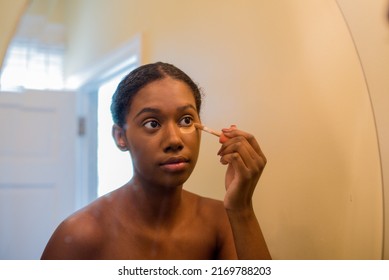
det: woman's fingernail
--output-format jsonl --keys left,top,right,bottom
{"left": 222, "top": 125, "right": 237, "bottom": 133}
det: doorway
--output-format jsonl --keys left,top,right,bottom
{"left": 75, "top": 35, "right": 141, "bottom": 199}
{"left": 97, "top": 75, "right": 133, "bottom": 196}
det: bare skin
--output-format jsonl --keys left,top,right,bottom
{"left": 41, "top": 77, "right": 270, "bottom": 260}
{"left": 41, "top": 186, "right": 236, "bottom": 259}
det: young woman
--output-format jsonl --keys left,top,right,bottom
{"left": 41, "top": 62, "right": 271, "bottom": 260}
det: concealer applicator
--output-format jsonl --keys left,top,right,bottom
{"left": 194, "top": 123, "right": 229, "bottom": 143}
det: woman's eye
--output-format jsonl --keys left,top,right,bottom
{"left": 143, "top": 120, "right": 160, "bottom": 129}
{"left": 179, "top": 116, "right": 193, "bottom": 127}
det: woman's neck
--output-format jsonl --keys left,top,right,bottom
{"left": 126, "top": 177, "right": 185, "bottom": 229}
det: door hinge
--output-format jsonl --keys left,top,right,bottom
{"left": 78, "top": 117, "right": 86, "bottom": 136}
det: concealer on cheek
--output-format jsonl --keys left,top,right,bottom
{"left": 179, "top": 124, "right": 196, "bottom": 134}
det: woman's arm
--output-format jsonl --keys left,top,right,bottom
{"left": 217, "top": 126, "right": 271, "bottom": 260}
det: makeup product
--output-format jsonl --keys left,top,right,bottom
{"left": 193, "top": 123, "right": 221, "bottom": 137}
{"left": 179, "top": 124, "right": 196, "bottom": 134}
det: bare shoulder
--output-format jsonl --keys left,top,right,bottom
{"left": 41, "top": 196, "right": 111, "bottom": 259}
{"left": 183, "top": 190, "right": 227, "bottom": 220}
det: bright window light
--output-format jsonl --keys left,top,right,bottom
{"left": 97, "top": 75, "right": 134, "bottom": 197}
{"left": 0, "top": 40, "right": 65, "bottom": 91}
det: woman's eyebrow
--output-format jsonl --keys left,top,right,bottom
{"left": 134, "top": 104, "right": 197, "bottom": 119}
{"left": 134, "top": 107, "right": 161, "bottom": 119}
{"left": 177, "top": 104, "right": 197, "bottom": 112}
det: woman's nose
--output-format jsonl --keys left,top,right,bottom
{"left": 163, "top": 124, "right": 184, "bottom": 153}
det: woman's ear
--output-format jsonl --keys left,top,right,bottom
{"left": 112, "top": 124, "right": 128, "bottom": 151}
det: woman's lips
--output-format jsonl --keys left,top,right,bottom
{"left": 160, "top": 156, "right": 189, "bottom": 172}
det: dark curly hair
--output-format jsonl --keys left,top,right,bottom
{"left": 111, "top": 62, "right": 203, "bottom": 128}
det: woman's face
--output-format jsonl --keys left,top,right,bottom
{"left": 119, "top": 77, "right": 201, "bottom": 189}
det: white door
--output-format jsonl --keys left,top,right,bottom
{"left": 0, "top": 90, "right": 77, "bottom": 259}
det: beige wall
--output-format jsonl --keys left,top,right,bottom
{"left": 62, "top": 0, "right": 384, "bottom": 259}
{"left": 0, "top": 0, "right": 28, "bottom": 69}
{"left": 337, "top": 0, "right": 389, "bottom": 260}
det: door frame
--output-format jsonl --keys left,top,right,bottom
{"left": 71, "top": 34, "right": 141, "bottom": 209}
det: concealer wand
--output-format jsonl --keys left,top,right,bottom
{"left": 193, "top": 123, "right": 221, "bottom": 137}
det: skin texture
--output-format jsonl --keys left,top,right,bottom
{"left": 41, "top": 77, "right": 270, "bottom": 260}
